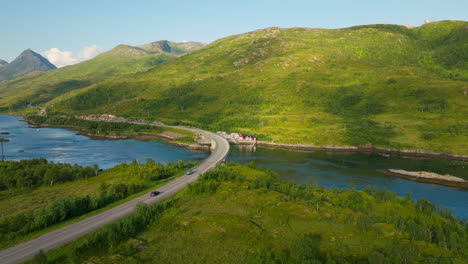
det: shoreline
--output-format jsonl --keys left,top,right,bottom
{"left": 253, "top": 142, "right": 468, "bottom": 162}
{"left": 25, "top": 122, "right": 211, "bottom": 151}
{"left": 23, "top": 115, "right": 468, "bottom": 162}
{"left": 383, "top": 169, "right": 468, "bottom": 188}
{"left": 224, "top": 139, "right": 468, "bottom": 162}
{"left": 72, "top": 114, "right": 467, "bottom": 160}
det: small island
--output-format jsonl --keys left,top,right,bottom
{"left": 384, "top": 169, "right": 468, "bottom": 188}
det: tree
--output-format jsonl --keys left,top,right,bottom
{"left": 32, "top": 250, "right": 48, "bottom": 264}
{"left": 93, "top": 164, "right": 99, "bottom": 176}
{"left": 145, "top": 158, "right": 155, "bottom": 165}
{"left": 291, "top": 234, "right": 324, "bottom": 263}
{"left": 0, "top": 138, "right": 10, "bottom": 161}
{"left": 44, "top": 168, "right": 60, "bottom": 185}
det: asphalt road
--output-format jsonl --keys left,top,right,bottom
{"left": 0, "top": 128, "right": 230, "bottom": 264}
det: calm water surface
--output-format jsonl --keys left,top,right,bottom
{"left": 1, "top": 115, "right": 467, "bottom": 217}
{"left": 0, "top": 115, "right": 208, "bottom": 168}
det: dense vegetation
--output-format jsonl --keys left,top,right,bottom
{"left": 31, "top": 164, "right": 467, "bottom": 264}
{"left": 0, "top": 158, "right": 98, "bottom": 190}
{"left": 0, "top": 159, "right": 196, "bottom": 249}
{"left": 1, "top": 21, "right": 467, "bottom": 154}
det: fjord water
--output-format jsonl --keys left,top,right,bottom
{"left": 0, "top": 115, "right": 208, "bottom": 168}
{"left": 1, "top": 115, "right": 467, "bottom": 218}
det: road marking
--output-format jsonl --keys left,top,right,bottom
{"left": 49, "top": 228, "right": 74, "bottom": 239}
{"left": 0, "top": 245, "right": 33, "bottom": 259}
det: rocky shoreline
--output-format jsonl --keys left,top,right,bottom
{"left": 255, "top": 142, "right": 468, "bottom": 162}
{"left": 384, "top": 169, "right": 468, "bottom": 188}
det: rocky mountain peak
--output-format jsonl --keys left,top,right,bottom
{"left": 0, "top": 49, "right": 56, "bottom": 81}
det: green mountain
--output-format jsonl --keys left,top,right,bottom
{"left": 0, "top": 49, "right": 56, "bottom": 81}
{"left": 0, "top": 41, "right": 205, "bottom": 109}
{"left": 2, "top": 21, "right": 467, "bottom": 154}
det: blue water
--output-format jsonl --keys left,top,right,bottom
{"left": 0, "top": 115, "right": 208, "bottom": 168}
{"left": 1, "top": 115, "right": 467, "bottom": 218}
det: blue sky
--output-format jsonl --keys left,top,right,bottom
{"left": 2, "top": 0, "right": 467, "bottom": 65}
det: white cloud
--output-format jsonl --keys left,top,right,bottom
{"left": 42, "top": 48, "right": 77, "bottom": 68}
{"left": 42, "top": 45, "right": 103, "bottom": 68}
{"left": 77, "top": 45, "right": 103, "bottom": 61}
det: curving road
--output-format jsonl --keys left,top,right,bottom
{"left": 0, "top": 128, "right": 230, "bottom": 264}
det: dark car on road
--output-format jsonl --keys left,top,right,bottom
{"left": 186, "top": 169, "right": 194, "bottom": 175}
{"left": 150, "top": 191, "right": 161, "bottom": 197}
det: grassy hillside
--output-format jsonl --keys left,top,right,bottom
{"left": 0, "top": 41, "right": 205, "bottom": 113}
{"left": 137, "top": 40, "right": 206, "bottom": 55}
{"left": 31, "top": 164, "right": 468, "bottom": 264}
{"left": 2, "top": 21, "right": 468, "bottom": 154}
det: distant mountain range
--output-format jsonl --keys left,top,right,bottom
{"left": 105, "top": 40, "right": 205, "bottom": 57}
{"left": 0, "top": 40, "right": 204, "bottom": 83}
{"left": 0, "top": 40, "right": 205, "bottom": 109}
{"left": 0, "top": 49, "right": 56, "bottom": 81}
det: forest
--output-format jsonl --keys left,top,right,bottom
{"left": 0, "top": 158, "right": 98, "bottom": 190}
